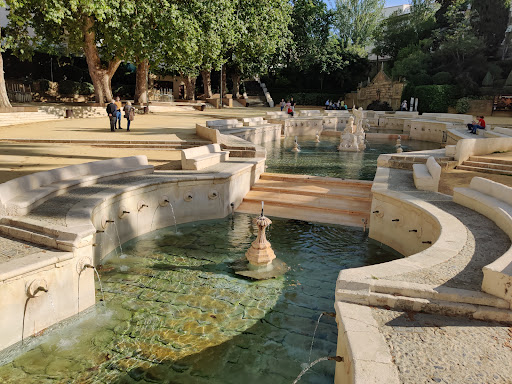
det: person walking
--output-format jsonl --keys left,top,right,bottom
{"left": 114, "top": 96, "right": 123, "bottom": 129}
{"left": 280, "top": 99, "right": 286, "bottom": 111}
{"left": 123, "top": 101, "right": 135, "bottom": 131}
{"left": 106, "top": 100, "right": 117, "bottom": 132}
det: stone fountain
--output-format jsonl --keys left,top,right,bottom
{"left": 338, "top": 108, "right": 366, "bottom": 152}
{"left": 232, "top": 202, "right": 288, "bottom": 279}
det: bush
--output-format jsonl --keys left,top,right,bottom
{"left": 58, "top": 80, "right": 81, "bottom": 95}
{"left": 37, "top": 79, "right": 51, "bottom": 92}
{"left": 113, "top": 84, "right": 135, "bottom": 98}
{"left": 455, "top": 97, "right": 471, "bottom": 114}
{"left": 79, "top": 82, "right": 94, "bottom": 95}
{"left": 366, "top": 100, "right": 393, "bottom": 111}
{"left": 432, "top": 72, "right": 452, "bottom": 85}
{"left": 403, "top": 85, "right": 457, "bottom": 113}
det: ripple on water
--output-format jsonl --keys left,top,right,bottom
{"left": 0, "top": 213, "right": 401, "bottom": 383}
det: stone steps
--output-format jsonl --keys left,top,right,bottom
{"left": 456, "top": 164, "right": 512, "bottom": 176}
{"left": 237, "top": 173, "right": 372, "bottom": 227}
{"left": 457, "top": 156, "right": 512, "bottom": 175}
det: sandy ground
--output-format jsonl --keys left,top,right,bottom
{"left": 0, "top": 106, "right": 511, "bottom": 190}
{"left": 0, "top": 107, "right": 268, "bottom": 183}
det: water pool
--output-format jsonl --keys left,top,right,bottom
{"left": 0, "top": 214, "right": 401, "bottom": 384}
{"left": 264, "top": 137, "right": 439, "bottom": 180}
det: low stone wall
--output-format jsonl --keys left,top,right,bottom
{"left": 196, "top": 123, "right": 220, "bottom": 143}
{"left": 454, "top": 137, "right": 512, "bottom": 164}
{"left": 409, "top": 119, "right": 453, "bottom": 143}
{"left": 0, "top": 156, "right": 265, "bottom": 353}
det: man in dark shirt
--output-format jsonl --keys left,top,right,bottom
{"left": 106, "top": 100, "right": 117, "bottom": 132}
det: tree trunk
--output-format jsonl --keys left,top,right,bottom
{"left": 134, "top": 59, "right": 149, "bottom": 105}
{"left": 201, "top": 70, "right": 212, "bottom": 98}
{"left": 221, "top": 65, "right": 227, "bottom": 96}
{"left": 82, "top": 17, "right": 121, "bottom": 103}
{"left": 231, "top": 73, "right": 241, "bottom": 98}
{"left": 0, "top": 36, "right": 12, "bottom": 109}
{"left": 184, "top": 75, "right": 196, "bottom": 100}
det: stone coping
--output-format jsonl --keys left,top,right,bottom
{"left": 0, "top": 249, "right": 73, "bottom": 282}
{"left": 453, "top": 178, "right": 512, "bottom": 304}
{"left": 336, "top": 166, "right": 512, "bottom": 321}
{"left": 334, "top": 302, "right": 400, "bottom": 384}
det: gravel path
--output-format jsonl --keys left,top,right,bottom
{"left": 384, "top": 168, "right": 511, "bottom": 291}
{"left": 372, "top": 307, "right": 512, "bottom": 384}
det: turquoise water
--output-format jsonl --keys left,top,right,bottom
{"left": 0, "top": 214, "right": 401, "bottom": 383}
{"left": 264, "top": 137, "right": 439, "bottom": 180}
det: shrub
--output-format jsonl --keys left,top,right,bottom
{"left": 36, "top": 79, "right": 51, "bottom": 92}
{"left": 366, "top": 100, "right": 393, "bottom": 111}
{"left": 455, "top": 97, "right": 471, "bottom": 114}
{"left": 79, "top": 82, "right": 94, "bottom": 95}
{"left": 58, "top": 80, "right": 81, "bottom": 95}
{"left": 113, "top": 84, "right": 135, "bottom": 98}
{"left": 432, "top": 72, "right": 452, "bottom": 85}
{"left": 403, "top": 85, "right": 456, "bottom": 113}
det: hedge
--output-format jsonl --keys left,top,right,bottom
{"left": 59, "top": 80, "right": 95, "bottom": 95}
{"left": 402, "top": 84, "right": 457, "bottom": 113}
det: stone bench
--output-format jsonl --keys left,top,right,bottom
{"left": 181, "top": 144, "right": 229, "bottom": 170}
{"left": 242, "top": 117, "right": 267, "bottom": 126}
{"left": 453, "top": 177, "right": 512, "bottom": 305}
{"left": 206, "top": 119, "right": 243, "bottom": 129}
{"left": 266, "top": 111, "right": 290, "bottom": 119}
{"left": 412, "top": 156, "right": 441, "bottom": 192}
{"left": 298, "top": 110, "right": 322, "bottom": 117}
{"left": 0, "top": 156, "right": 153, "bottom": 216}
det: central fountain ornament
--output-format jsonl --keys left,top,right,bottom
{"left": 291, "top": 136, "right": 301, "bottom": 152}
{"left": 338, "top": 107, "right": 366, "bottom": 152}
{"left": 232, "top": 201, "right": 288, "bottom": 279}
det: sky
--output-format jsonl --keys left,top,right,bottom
{"left": 385, "top": 0, "right": 409, "bottom": 6}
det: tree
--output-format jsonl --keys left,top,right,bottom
{"left": 373, "top": 0, "right": 438, "bottom": 61}
{"left": 0, "top": 26, "right": 11, "bottom": 108}
{"left": 6, "top": 1, "right": 137, "bottom": 103}
{"left": 229, "top": 0, "right": 292, "bottom": 94}
{"left": 334, "top": 0, "right": 385, "bottom": 47}
{"left": 471, "top": 0, "right": 512, "bottom": 57}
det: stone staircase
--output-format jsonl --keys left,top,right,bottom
{"left": 0, "top": 111, "right": 62, "bottom": 127}
{"left": 388, "top": 155, "right": 457, "bottom": 171}
{"left": 457, "top": 156, "right": 512, "bottom": 176}
{"left": 236, "top": 173, "right": 372, "bottom": 227}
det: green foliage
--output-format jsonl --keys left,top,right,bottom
{"left": 432, "top": 71, "right": 452, "bottom": 84}
{"left": 482, "top": 72, "right": 494, "bottom": 87}
{"left": 373, "top": 0, "right": 438, "bottom": 59}
{"left": 58, "top": 80, "right": 81, "bottom": 95}
{"left": 455, "top": 97, "right": 471, "bottom": 113}
{"left": 79, "top": 82, "right": 94, "bottom": 95}
{"left": 472, "top": 0, "right": 512, "bottom": 56}
{"left": 113, "top": 84, "right": 135, "bottom": 98}
{"left": 392, "top": 45, "right": 431, "bottom": 83}
{"left": 334, "top": 0, "right": 384, "bottom": 47}
{"left": 37, "top": 79, "right": 50, "bottom": 92}
{"left": 403, "top": 84, "right": 456, "bottom": 112}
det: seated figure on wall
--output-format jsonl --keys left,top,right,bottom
{"left": 467, "top": 116, "right": 486, "bottom": 134}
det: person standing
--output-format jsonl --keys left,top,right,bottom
{"left": 106, "top": 100, "right": 117, "bottom": 132}
{"left": 401, "top": 100, "right": 408, "bottom": 111}
{"left": 114, "top": 96, "right": 123, "bottom": 129}
{"left": 290, "top": 97, "right": 296, "bottom": 113}
{"left": 123, "top": 101, "right": 135, "bottom": 131}
{"left": 280, "top": 99, "right": 286, "bottom": 111}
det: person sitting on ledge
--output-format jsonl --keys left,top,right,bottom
{"left": 467, "top": 115, "right": 486, "bottom": 134}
